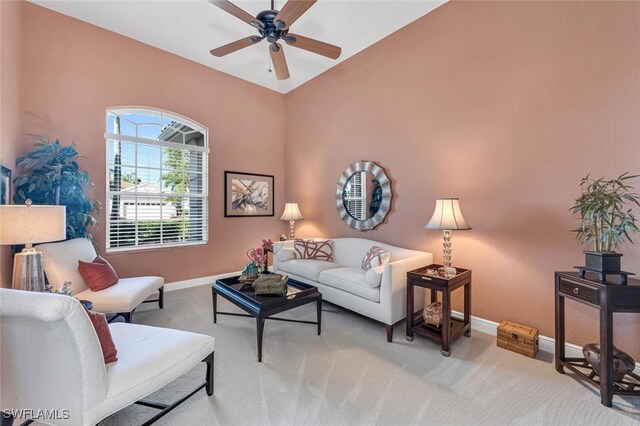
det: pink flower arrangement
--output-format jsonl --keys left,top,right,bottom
{"left": 248, "top": 247, "right": 268, "bottom": 266}
{"left": 262, "top": 239, "right": 273, "bottom": 252}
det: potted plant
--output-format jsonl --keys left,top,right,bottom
{"left": 571, "top": 173, "right": 640, "bottom": 273}
{"left": 13, "top": 136, "right": 101, "bottom": 241}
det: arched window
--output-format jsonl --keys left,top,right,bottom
{"left": 105, "top": 107, "right": 208, "bottom": 252}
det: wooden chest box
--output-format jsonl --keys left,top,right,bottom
{"left": 497, "top": 320, "right": 539, "bottom": 358}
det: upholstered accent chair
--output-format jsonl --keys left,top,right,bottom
{"left": 0, "top": 289, "right": 215, "bottom": 426}
{"left": 38, "top": 238, "right": 164, "bottom": 323}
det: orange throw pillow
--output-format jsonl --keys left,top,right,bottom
{"left": 85, "top": 310, "right": 118, "bottom": 363}
{"left": 78, "top": 256, "right": 119, "bottom": 291}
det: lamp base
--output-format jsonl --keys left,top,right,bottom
{"left": 437, "top": 265, "right": 458, "bottom": 278}
{"left": 289, "top": 220, "right": 296, "bottom": 240}
{"left": 12, "top": 248, "right": 46, "bottom": 292}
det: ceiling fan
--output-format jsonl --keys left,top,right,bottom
{"left": 209, "top": 0, "right": 342, "bottom": 80}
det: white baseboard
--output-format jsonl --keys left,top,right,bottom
{"left": 164, "top": 267, "right": 274, "bottom": 292}
{"left": 163, "top": 274, "right": 639, "bottom": 374}
{"left": 164, "top": 271, "right": 241, "bottom": 292}
{"left": 452, "top": 310, "right": 640, "bottom": 374}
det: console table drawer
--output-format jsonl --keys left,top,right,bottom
{"left": 559, "top": 278, "right": 600, "bottom": 305}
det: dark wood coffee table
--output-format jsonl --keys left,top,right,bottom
{"left": 212, "top": 276, "right": 322, "bottom": 362}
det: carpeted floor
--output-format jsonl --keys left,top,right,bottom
{"left": 99, "top": 285, "right": 639, "bottom": 425}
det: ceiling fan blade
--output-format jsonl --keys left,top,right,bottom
{"left": 269, "top": 43, "right": 290, "bottom": 80}
{"left": 285, "top": 34, "right": 341, "bottom": 60}
{"left": 208, "top": 0, "right": 263, "bottom": 29}
{"left": 210, "top": 36, "right": 262, "bottom": 57}
{"left": 274, "top": 0, "right": 316, "bottom": 30}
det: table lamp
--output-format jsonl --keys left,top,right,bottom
{"left": 425, "top": 198, "right": 471, "bottom": 277}
{"left": 0, "top": 200, "right": 66, "bottom": 291}
{"left": 280, "top": 203, "right": 303, "bottom": 240}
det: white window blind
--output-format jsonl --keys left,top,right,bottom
{"left": 343, "top": 171, "right": 367, "bottom": 220}
{"left": 105, "top": 108, "right": 209, "bottom": 252}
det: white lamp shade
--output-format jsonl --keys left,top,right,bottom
{"left": 280, "top": 203, "right": 304, "bottom": 221}
{"left": 0, "top": 205, "right": 66, "bottom": 245}
{"left": 425, "top": 198, "right": 471, "bottom": 231}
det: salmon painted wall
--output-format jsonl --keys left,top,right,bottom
{"left": 0, "top": 0, "right": 24, "bottom": 287}
{"left": 285, "top": 2, "right": 640, "bottom": 356}
{"left": 20, "top": 2, "right": 286, "bottom": 283}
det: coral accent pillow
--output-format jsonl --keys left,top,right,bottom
{"left": 361, "top": 246, "right": 391, "bottom": 270}
{"left": 292, "top": 238, "right": 334, "bottom": 261}
{"left": 85, "top": 309, "right": 118, "bottom": 363}
{"left": 78, "top": 256, "right": 119, "bottom": 291}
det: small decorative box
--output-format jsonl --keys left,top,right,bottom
{"left": 497, "top": 320, "right": 539, "bottom": 358}
{"left": 422, "top": 301, "right": 442, "bottom": 327}
{"left": 252, "top": 274, "right": 288, "bottom": 296}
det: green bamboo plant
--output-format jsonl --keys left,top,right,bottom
{"left": 571, "top": 173, "right": 640, "bottom": 252}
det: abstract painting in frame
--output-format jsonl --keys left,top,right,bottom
{"left": 224, "top": 171, "right": 274, "bottom": 217}
{"left": 0, "top": 165, "right": 11, "bottom": 205}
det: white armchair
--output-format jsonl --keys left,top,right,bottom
{"left": 0, "top": 289, "right": 215, "bottom": 426}
{"left": 37, "top": 238, "right": 164, "bottom": 323}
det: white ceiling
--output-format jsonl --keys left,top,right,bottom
{"left": 30, "top": 0, "right": 445, "bottom": 93}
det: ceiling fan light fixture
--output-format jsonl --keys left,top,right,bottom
{"left": 209, "top": 0, "right": 338, "bottom": 80}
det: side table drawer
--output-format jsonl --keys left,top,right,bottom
{"left": 408, "top": 275, "right": 447, "bottom": 287}
{"left": 559, "top": 278, "right": 600, "bottom": 305}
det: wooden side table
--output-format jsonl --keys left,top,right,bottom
{"left": 406, "top": 264, "right": 471, "bottom": 356}
{"left": 555, "top": 271, "right": 640, "bottom": 407}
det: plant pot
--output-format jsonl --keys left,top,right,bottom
{"left": 584, "top": 251, "right": 622, "bottom": 273}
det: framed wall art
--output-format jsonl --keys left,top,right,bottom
{"left": 224, "top": 171, "right": 274, "bottom": 217}
{"left": 1, "top": 165, "right": 11, "bottom": 205}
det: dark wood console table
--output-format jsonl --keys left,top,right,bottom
{"left": 555, "top": 271, "right": 640, "bottom": 407}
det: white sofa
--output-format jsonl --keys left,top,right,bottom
{"left": 273, "top": 238, "right": 432, "bottom": 341}
{"left": 0, "top": 289, "right": 215, "bottom": 426}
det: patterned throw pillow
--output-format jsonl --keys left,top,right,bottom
{"left": 361, "top": 246, "right": 391, "bottom": 270}
{"left": 292, "top": 238, "right": 334, "bottom": 261}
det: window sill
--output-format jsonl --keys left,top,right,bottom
{"left": 106, "top": 240, "right": 208, "bottom": 254}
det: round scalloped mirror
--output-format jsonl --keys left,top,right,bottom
{"left": 335, "top": 161, "right": 392, "bottom": 231}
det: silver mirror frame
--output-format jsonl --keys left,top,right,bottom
{"left": 335, "top": 160, "right": 392, "bottom": 231}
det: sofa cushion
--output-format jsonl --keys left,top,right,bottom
{"left": 361, "top": 246, "right": 391, "bottom": 270}
{"left": 275, "top": 247, "right": 295, "bottom": 263}
{"left": 79, "top": 256, "right": 119, "bottom": 292}
{"left": 38, "top": 238, "right": 97, "bottom": 295}
{"left": 364, "top": 265, "right": 385, "bottom": 287}
{"left": 104, "top": 323, "right": 214, "bottom": 414}
{"left": 75, "top": 276, "right": 164, "bottom": 313}
{"left": 319, "top": 267, "right": 380, "bottom": 302}
{"left": 293, "top": 238, "right": 334, "bottom": 261}
{"left": 86, "top": 310, "right": 118, "bottom": 363}
{"left": 277, "top": 259, "right": 339, "bottom": 282}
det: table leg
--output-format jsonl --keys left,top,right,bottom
{"left": 317, "top": 298, "right": 322, "bottom": 335}
{"left": 554, "top": 278, "right": 565, "bottom": 374}
{"left": 257, "top": 316, "right": 266, "bottom": 363}
{"left": 600, "top": 293, "right": 613, "bottom": 407}
{"left": 441, "top": 288, "right": 451, "bottom": 357}
{"left": 431, "top": 289, "right": 437, "bottom": 303}
{"left": 212, "top": 287, "right": 217, "bottom": 324}
{"left": 464, "top": 281, "right": 471, "bottom": 338}
{"left": 406, "top": 281, "right": 414, "bottom": 342}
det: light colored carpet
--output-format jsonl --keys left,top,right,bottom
{"left": 99, "top": 285, "right": 639, "bottom": 425}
